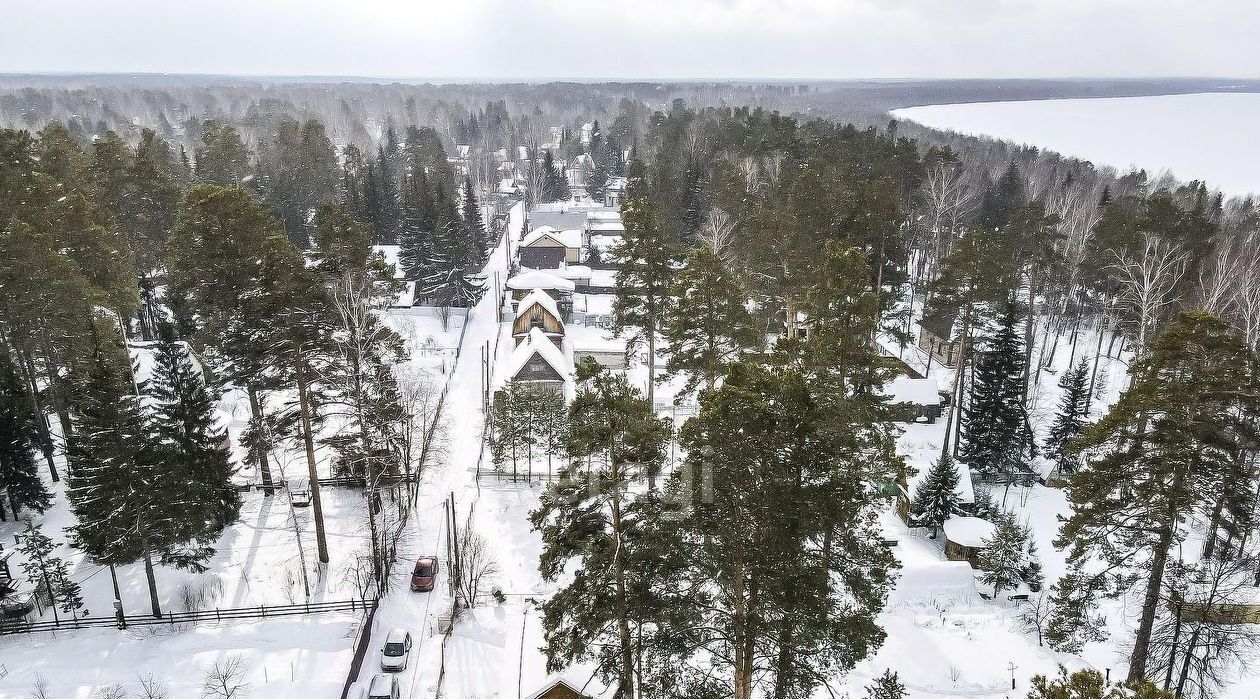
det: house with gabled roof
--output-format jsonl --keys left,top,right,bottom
{"left": 521, "top": 226, "right": 582, "bottom": 268}
{"left": 504, "top": 327, "right": 571, "bottom": 390}
{"left": 513, "top": 289, "right": 566, "bottom": 348}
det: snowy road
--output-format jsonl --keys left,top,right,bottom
{"left": 351, "top": 203, "right": 524, "bottom": 698}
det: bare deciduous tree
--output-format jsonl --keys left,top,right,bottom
{"left": 30, "top": 675, "right": 53, "bottom": 699}
{"left": 135, "top": 674, "right": 168, "bottom": 699}
{"left": 698, "top": 207, "right": 737, "bottom": 267}
{"left": 91, "top": 685, "right": 127, "bottom": 699}
{"left": 1019, "top": 592, "right": 1053, "bottom": 647}
{"left": 455, "top": 523, "right": 500, "bottom": 609}
{"left": 1149, "top": 552, "right": 1260, "bottom": 699}
{"left": 201, "top": 655, "right": 250, "bottom": 699}
{"left": 1108, "top": 232, "right": 1188, "bottom": 356}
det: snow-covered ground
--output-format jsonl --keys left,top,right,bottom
{"left": 893, "top": 92, "right": 1260, "bottom": 199}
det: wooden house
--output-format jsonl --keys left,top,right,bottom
{"left": 918, "top": 311, "right": 960, "bottom": 368}
{"left": 520, "top": 227, "right": 582, "bottom": 268}
{"left": 514, "top": 289, "right": 566, "bottom": 348}
{"left": 943, "top": 517, "right": 995, "bottom": 568}
{"left": 505, "top": 328, "right": 571, "bottom": 390}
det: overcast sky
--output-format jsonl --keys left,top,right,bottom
{"left": 2, "top": 0, "right": 1257, "bottom": 80}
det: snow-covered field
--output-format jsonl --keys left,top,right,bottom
{"left": 892, "top": 92, "right": 1260, "bottom": 198}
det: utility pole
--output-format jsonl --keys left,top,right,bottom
{"left": 295, "top": 345, "right": 330, "bottom": 564}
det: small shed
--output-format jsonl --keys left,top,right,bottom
{"left": 943, "top": 517, "right": 995, "bottom": 569}
{"left": 505, "top": 328, "right": 571, "bottom": 390}
{"left": 918, "top": 311, "right": 960, "bottom": 368}
{"left": 514, "top": 289, "right": 566, "bottom": 348}
{"left": 507, "top": 270, "right": 576, "bottom": 303}
{"left": 1173, "top": 586, "right": 1260, "bottom": 624}
{"left": 884, "top": 376, "right": 944, "bottom": 423}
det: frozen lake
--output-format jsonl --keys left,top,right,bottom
{"left": 893, "top": 92, "right": 1260, "bottom": 199}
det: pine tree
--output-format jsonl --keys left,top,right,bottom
{"left": 531, "top": 366, "right": 681, "bottom": 696}
{"left": 1057, "top": 311, "right": 1260, "bottom": 681}
{"left": 678, "top": 358, "right": 897, "bottom": 699}
{"left": 1044, "top": 361, "right": 1090, "bottom": 475}
{"left": 612, "top": 158, "right": 679, "bottom": 408}
{"left": 960, "top": 299, "right": 1033, "bottom": 482}
{"left": 149, "top": 337, "right": 242, "bottom": 568}
{"left": 374, "top": 145, "right": 402, "bottom": 243}
{"left": 65, "top": 323, "right": 167, "bottom": 616}
{"left": 540, "top": 150, "right": 571, "bottom": 203}
{"left": 910, "top": 456, "right": 961, "bottom": 539}
{"left": 1045, "top": 570, "right": 1108, "bottom": 653}
{"left": 194, "top": 120, "right": 251, "bottom": 186}
{"left": 459, "top": 176, "right": 488, "bottom": 269}
{"left": 660, "top": 245, "right": 757, "bottom": 395}
{"left": 978, "top": 511, "right": 1026, "bottom": 597}
{"left": 16, "top": 520, "right": 83, "bottom": 617}
{"left": 166, "top": 185, "right": 315, "bottom": 495}
{"left": 0, "top": 346, "right": 51, "bottom": 518}
{"left": 865, "top": 670, "right": 908, "bottom": 699}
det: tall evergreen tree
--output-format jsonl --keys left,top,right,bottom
{"left": 910, "top": 456, "right": 961, "bottom": 539}
{"left": 678, "top": 358, "right": 896, "bottom": 699}
{"left": 660, "top": 244, "right": 757, "bottom": 395}
{"left": 612, "top": 158, "right": 679, "bottom": 407}
{"left": 65, "top": 322, "right": 165, "bottom": 616}
{"left": 459, "top": 176, "right": 488, "bottom": 269}
{"left": 1045, "top": 361, "right": 1091, "bottom": 475}
{"left": 960, "top": 300, "right": 1033, "bottom": 481}
{"left": 0, "top": 346, "right": 51, "bottom": 519}
{"left": 194, "top": 120, "right": 251, "bottom": 186}
{"left": 374, "top": 145, "right": 402, "bottom": 243}
{"left": 531, "top": 364, "right": 682, "bottom": 697}
{"left": 1058, "top": 311, "right": 1260, "bottom": 682}
{"left": 149, "top": 337, "right": 242, "bottom": 567}
{"left": 540, "top": 150, "right": 571, "bottom": 203}
{"left": 166, "top": 185, "right": 314, "bottom": 494}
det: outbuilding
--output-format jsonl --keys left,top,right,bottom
{"left": 506, "top": 270, "right": 576, "bottom": 303}
{"left": 943, "top": 517, "right": 995, "bottom": 569}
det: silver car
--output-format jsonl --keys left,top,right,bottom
{"left": 380, "top": 628, "right": 413, "bottom": 672}
{"left": 367, "top": 673, "right": 400, "bottom": 699}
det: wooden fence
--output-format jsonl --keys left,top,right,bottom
{"left": 0, "top": 597, "right": 377, "bottom": 636}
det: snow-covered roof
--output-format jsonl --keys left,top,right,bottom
{"left": 515, "top": 289, "right": 562, "bottom": 322}
{"left": 588, "top": 219, "right": 625, "bottom": 233}
{"left": 554, "top": 265, "right": 593, "bottom": 280}
{"left": 589, "top": 235, "right": 623, "bottom": 252}
{"left": 943, "top": 517, "right": 995, "bottom": 548}
{"left": 883, "top": 377, "right": 941, "bottom": 406}
{"left": 505, "top": 328, "right": 571, "bottom": 383}
{"left": 507, "top": 270, "right": 576, "bottom": 292}
{"left": 523, "top": 227, "right": 582, "bottom": 248}
{"left": 887, "top": 560, "right": 982, "bottom": 606}
{"left": 569, "top": 324, "right": 624, "bottom": 352}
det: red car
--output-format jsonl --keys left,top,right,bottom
{"left": 411, "top": 556, "right": 439, "bottom": 592}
